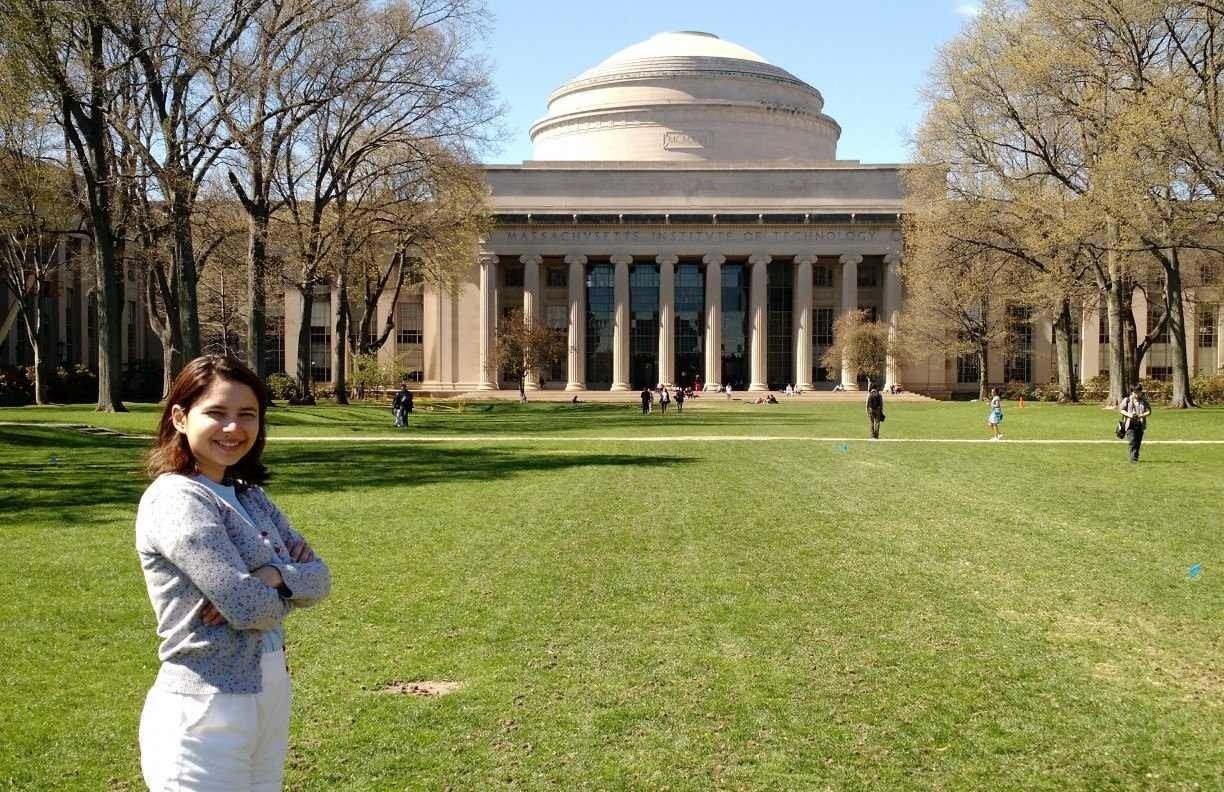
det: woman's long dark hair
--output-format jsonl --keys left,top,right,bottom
{"left": 146, "top": 355, "right": 272, "bottom": 488}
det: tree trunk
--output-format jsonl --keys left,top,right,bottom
{"left": 334, "top": 279, "right": 349, "bottom": 405}
{"left": 295, "top": 282, "right": 314, "bottom": 397}
{"left": 1053, "top": 299, "right": 1077, "bottom": 402}
{"left": 1163, "top": 250, "right": 1196, "bottom": 408}
{"left": 1121, "top": 299, "right": 1140, "bottom": 387}
{"left": 171, "top": 189, "right": 201, "bottom": 360}
{"left": 245, "top": 207, "right": 270, "bottom": 378}
{"left": 95, "top": 231, "right": 126, "bottom": 412}
{"left": 20, "top": 303, "right": 50, "bottom": 405}
{"left": 977, "top": 345, "right": 989, "bottom": 401}
{"left": 1102, "top": 222, "right": 1128, "bottom": 407}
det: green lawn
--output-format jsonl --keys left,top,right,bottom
{"left": 1, "top": 401, "right": 1221, "bottom": 790}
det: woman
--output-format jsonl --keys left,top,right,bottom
{"left": 135, "top": 355, "right": 331, "bottom": 790}
{"left": 988, "top": 387, "right": 1004, "bottom": 440}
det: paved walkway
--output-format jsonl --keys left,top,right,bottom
{"left": 5, "top": 421, "right": 1221, "bottom": 445}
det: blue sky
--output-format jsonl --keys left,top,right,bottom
{"left": 482, "top": 0, "right": 980, "bottom": 164}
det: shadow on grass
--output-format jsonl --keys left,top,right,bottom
{"left": 264, "top": 442, "right": 698, "bottom": 493}
{"left": 0, "top": 425, "right": 697, "bottom": 523}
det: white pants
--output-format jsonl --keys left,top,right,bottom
{"left": 140, "top": 650, "right": 292, "bottom": 791}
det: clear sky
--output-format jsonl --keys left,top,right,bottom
{"left": 481, "top": 0, "right": 980, "bottom": 165}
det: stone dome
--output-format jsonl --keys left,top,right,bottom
{"left": 529, "top": 31, "right": 841, "bottom": 163}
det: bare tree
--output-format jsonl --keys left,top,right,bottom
{"left": 0, "top": 71, "right": 81, "bottom": 403}
{"left": 494, "top": 309, "right": 565, "bottom": 403}
{"left": 819, "top": 310, "right": 893, "bottom": 391}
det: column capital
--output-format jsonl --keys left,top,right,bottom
{"left": 564, "top": 253, "right": 588, "bottom": 266}
{"left": 748, "top": 253, "right": 772, "bottom": 266}
{"left": 702, "top": 253, "right": 726, "bottom": 266}
{"left": 610, "top": 254, "right": 634, "bottom": 266}
{"left": 883, "top": 252, "right": 903, "bottom": 266}
{"left": 479, "top": 253, "right": 499, "bottom": 266}
{"left": 519, "top": 253, "right": 543, "bottom": 266}
{"left": 839, "top": 253, "right": 864, "bottom": 266}
{"left": 794, "top": 255, "right": 818, "bottom": 266}
{"left": 656, "top": 253, "right": 679, "bottom": 266}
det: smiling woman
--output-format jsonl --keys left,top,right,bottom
{"left": 135, "top": 356, "right": 331, "bottom": 790}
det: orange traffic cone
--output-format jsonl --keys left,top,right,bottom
{"left": 1019, "top": 396, "right": 1025, "bottom": 409}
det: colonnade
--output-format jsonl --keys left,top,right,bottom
{"left": 477, "top": 251, "right": 904, "bottom": 392}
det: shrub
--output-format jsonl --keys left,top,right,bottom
{"left": 265, "top": 373, "right": 298, "bottom": 402}
{"left": 1080, "top": 374, "right": 1110, "bottom": 401}
{"left": 1027, "top": 380, "right": 1065, "bottom": 402}
{"left": 123, "top": 360, "right": 164, "bottom": 401}
{"left": 1138, "top": 377, "right": 1171, "bottom": 402}
{"left": 349, "top": 354, "right": 385, "bottom": 400}
{"left": 46, "top": 364, "right": 97, "bottom": 403}
{"left": 0, "top": 366, "right": 33, "bottom": 406}
{"left": 1191, "top": 374, "right": 1224, "bottom": 405}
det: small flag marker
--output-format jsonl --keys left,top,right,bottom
{"left": 1189, "top": 563, "right": 1202, "bottom": 579}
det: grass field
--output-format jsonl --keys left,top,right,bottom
{"left": 1, "top": 399, "right": 1221, "bottom": 790}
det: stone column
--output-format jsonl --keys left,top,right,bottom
{"left": 478, "top": 254, "right": 498, "bottom": 390}
{"left": 703, "top": 254, "right": 724, "bottom": 389}
{"left": 1080, "top": 304, "right": 1101, "bottom": 379}
{"left": 882, "top": 253, "right": 903, "bottom": 390}
{"left": 1217, "top": 302, "right": 1224, "bottom": 373}
{"left": 521, "top": 254, "right": 542, "bottom": 391}
{"left": 839, "top": 253, "right": 862, "bottom": 389}
{"left": 610, "top": 254, "right": 632, "bottom": 390}
{"left": 1183, "top": 291, "right": 1198, "bottom": 376}
{"left": 657, "top": 254, "right": 677, "bottom": 386}
{"left": 793, "top": 255, "right": 815, "bottom": 391}
{"left": 565, "top": 254, "right": 586, "bottom": 391}
{"left": 748, "top": 254, "right": 770, "bottom": 391}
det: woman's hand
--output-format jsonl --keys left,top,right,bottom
{"left": 201, "top": 600, "right": 227, "bottom": 626}
{"left": 252, "top": 565, "right": 284, "bottom": 588}
{"left": 286, "top": 538, "right": 315, "bottom": 563}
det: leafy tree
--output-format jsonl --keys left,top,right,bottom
{"left": 820, "top": 310, "right": 895, "bottom": 392}
{"left": 494, "top": 309, "right": 565, "bottom": 403}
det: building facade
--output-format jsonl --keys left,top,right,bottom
{"left": 8, "top": 31, "right": 1219, "bottom": 396}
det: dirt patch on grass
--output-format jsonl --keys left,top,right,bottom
{"left": 378, "top": 680, "right": 464, "bottom": 697}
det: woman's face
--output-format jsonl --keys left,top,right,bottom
{"left": 171, "top": 378, "right": 261, "bottom": 483}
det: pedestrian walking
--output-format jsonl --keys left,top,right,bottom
{"left": 135, "top": 355, "right": 332, "bottom": 791}
{"left": 866, "top": 387, "right": 885, "bottom": 439}
{"left": 392, "top": 382, "right": 414, "bottom": 427}
{"left": 640, "top": 385, "right": 652, "bottom": 415}
{"left": 659, "top": 386, "right": 670, "bottom": 414}
{"left": 1120, "top": 383, "right": 1152, "bottom": 463}
{"left": 988, "top": 387, "right": 1004, "bottom": 440}
{"left": 725, "top": 383, "right": 733, "bottom": 400}
{"left": 675, "top": 386, "right": 685, "bottom": 413}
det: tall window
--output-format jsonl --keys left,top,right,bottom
{"left": 126, "top": 299, "right": 138, "bottom": 360}
{"left": 309, "top": 298, "right": 331, "bottom": 383}
{"left": 813, "top": 306, "right": 834, "bottom": 346}
{"left": 674, "top": 262, "right": 704, "bottom": 387}
{"left": 766, "top": 261, "right": 793, "bottom": 387}
{"left": 857, "top": 258, "right": 881, "bottom": 287}
{"left": 957, "top": 353, "right": 981, "bottom": 384}
{"left": 87, "top": 292, "right": 98, "bottom": 370}
{"left": 546, "top": 266, "right": 567, "bottom": 288}
{"left": 265, "top": 316, "right": 285, "bottom": 374}
{"left": 503, "top": 265, "right": 523, "bottom": 287}
{"left": 546, "top": 304, "right": 568, "bottom": 380}
{"left": 64, "top": 287, "right": 76, "bottom": 364}
{"left": 1099, "top": 311, "right": 1110, "bottom": 344}
{"left": 585, "top": 263, "right": 614, "bottom": 388}
{"left": 629, "top": 263, "right": 659, "bottom": 388}
{"left": 1005, "top": 305, "right": 1033, "bottom": 382}
{"left": 720, "top": 264, "right": 749, "bottom": 389}
{"left": 395, "top": 300, "right": 424, "bottom": 382}
{"left": 1200, "top": 305, "right": 1217, "bottom": 348}
{"left": 813, "top": 265, "right": 833, "bottom": 288}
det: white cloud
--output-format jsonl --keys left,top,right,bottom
{"left": 956, "top": 2, "right": 982, "bottom": 15}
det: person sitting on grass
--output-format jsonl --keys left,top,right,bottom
{"left": 135, "top": 355, "right": 331, "bottom": 791}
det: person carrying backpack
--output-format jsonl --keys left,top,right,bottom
{"left": 865, "top": 387, "right": 885, "bottom": 439}
{"left": 1120, "top": 383, "right": 1152, "bottom": 463}
{"left": 392, "top": 383, "right": 414, "bottom": 428}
